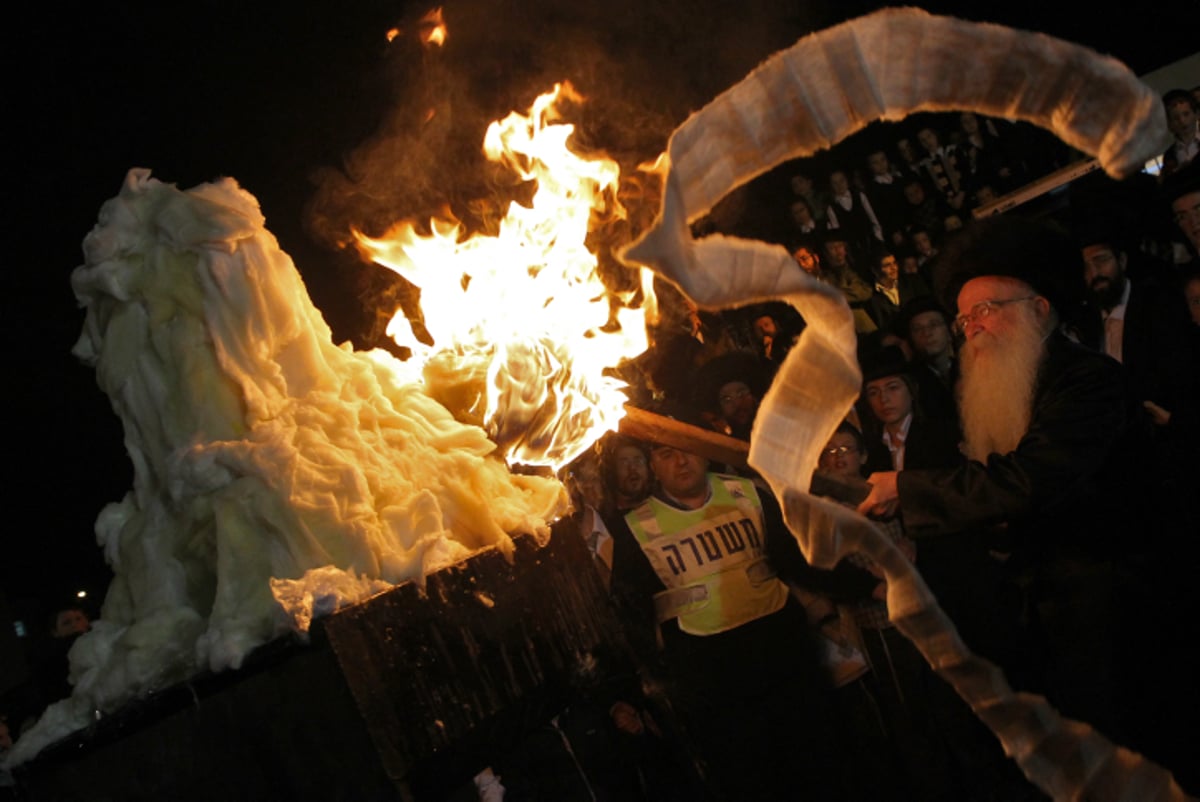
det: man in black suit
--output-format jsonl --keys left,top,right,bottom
{"left": 857, "top": 344, "right": 960, "bottom": 476}
{"left": 855, "top": 216, "right": 1197, "bottom": 778}
{"left": 1078, "top": 232, "right": 1197, "bottom": 435}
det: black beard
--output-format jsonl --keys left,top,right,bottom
{"left": 1087, "top": 278, "right": 1124, "bottom": 311}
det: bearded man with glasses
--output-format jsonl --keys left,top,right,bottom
{"left": 852, "top": 214, "right": 1176, "bottom": 761}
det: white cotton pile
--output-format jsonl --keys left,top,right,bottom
{"left": 4, "top": 168, "right": 567, "bottom": 766}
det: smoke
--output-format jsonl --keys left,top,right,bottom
{"left": 303, "top": 0, "right": 832, "bottom": 347}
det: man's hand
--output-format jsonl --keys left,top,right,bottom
{"left": 610, "top": 701, "right": 645, "bottom": 736}
{"left": 857, "top": 471, "right": 900, "bottom": 518}
{"left": 1143, "top": 400, "right": 1171, "bottom": 426}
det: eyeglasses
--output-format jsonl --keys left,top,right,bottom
{"left": 952, "top": 296, "right": 1037, "bottom": 336}
{"left": 822, "top": 445, "right": 858, "bottom": 458}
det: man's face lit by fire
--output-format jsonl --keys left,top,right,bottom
{"left": 830, "top": 171, "right": 850, "bottom": 196}
{"left": 917, "top": 127, "right": 940, "bottom": 154}
{"left": 613, "top": 444, "right": 649, "bottom": 502}
{"left": 960, "top": 112, "right": 981, "bottom": 137}
{"left": 54, "top": 608, "right": 90, "bottom": 638}
{"left": 956, "top": 276, "right": 1053, "bottom": 462}
{"left": 877, "top": 254, "right": 900, "bottom": 283}
{"left": 819, "top": 431, "right": 866, "bottom": 480}
{"left": 753, "top": 315, "right": 778, "bottom": 353}
{"left": 718, "top": 380, "right": 758, "bottom": 429}
{"left": 1172, "top": 191, "right": 1200, "bottom": 251}
{"left": 865, "top": 375, "right": 913, "bottom": 427}
{"left": 568, "top": 455, "right": 605, "bottom": 511}
{"left": 1166, "top": 99, "right": 1198, "bottom": 141}
{"left": 649, "top": 445, "right": 709, "bottom": 507}
{"left": 908, "top": 310, "right": 951, "bottom": 359}
{"left": 824, "top": 239, "right": 850, "bottom": 268}
{"left": 867, "top": 151, "right": 890, "bottom": 177}
{"left": 794, "top": 246, "right": 820, "bottom": 275}
{"left": 790, "top": 200, "right": 814, "bottom": 227}
{"left": 955, "top": 276, "right": 1047, "bottom": 343}
{"left": 912, "top": 230, "right": 934, "bottom": 256}
{"left": 1082, "top": 244, "right": 1127, "bottom": 311}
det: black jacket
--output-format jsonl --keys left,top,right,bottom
{"left": 896, "top": 334, "right": 1131, "bottom": 563}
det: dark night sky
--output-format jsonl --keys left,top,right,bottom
{"left": 3, "top": 1, "right": 1194, "bottom": 623}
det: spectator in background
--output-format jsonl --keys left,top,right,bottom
{"left": 813, "top": 421, "right": 1002, "bottom": 801}
{"left": 563, "top": 449, "right": 616, "bottom": 586}
{"left": 863, "top": 148, "right": 909, "bottom": 247}
{"left": 792, "top": 237, "right": 825, "bottom": 279}
{"left": 909, "top": 226, "right": 943, "bottom": 288}
{"left": 694, "top": 350, "right": 773, "bottom": 442}
{"left": 916, "top": 124, "right": 966, "bottom": 211}
{"left": 1078, "top": 230, "right": 1195, "bottom": 408}
{"left": 897, "top": 247, "right": 923, "bottom": 280}
{"left": 749, "top": 303, "right": 803, "bottom": 369}
{"left": 893, "top": 135, "right": 928, "bottom": 187}
{"left": 23, "top": 602, "right": 93, "bottom": 729}
{"left": 1185, "top": 265, "right": 1200, "bottom": 328}
{"left": 956, "top": 112, "right": 1020, "bottom": 197}
{"left": 790, "top": 170, "right": 830, "bottom": 228}
{"left": 825, "top": 168, "right": 884, "bottom": 265}
{"left": 51, "top": 605, "right": 90, "bottom": 639}
{"left": 1160, "top": 89, "right": 1199, "bottom": 177}
{"left": 821, "top": 230, "right": 877, "bottom": 335}
{"left": 1078, "top": 230, "right": 1200, "bottom": 536}
{"left": 900, "top": 179, "right": 960, "bottom": 247}
{"left": 858, "top": 345, "right": 961, "bottom": 475}
{"left": 896, "top": 296, "right": 960, "bottom": 428}
{"left": 867, "top": 249, "right": 929, "bottom": 334}
{"left": 598, "top": 433, "right": 653, "bottom": 518}
{"left": 788, "top": 195, "right": 821, "bottom": 237}
{"left": 1165, "top": 161, "right": 1200, "bottom": 266}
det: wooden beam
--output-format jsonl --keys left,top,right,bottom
{"left": 617, "top": 404, "right": 750, "bottom": 468}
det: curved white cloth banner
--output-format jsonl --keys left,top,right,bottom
{"left": 623, "top": 8, "right": 1185, "bottom": 801}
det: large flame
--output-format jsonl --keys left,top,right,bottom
{"left": 356, "top": 83, "right": 653, "bottom": 471}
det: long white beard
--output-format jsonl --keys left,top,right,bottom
{"left": 957, "top": 305, "right": 1049, "bottom": 462}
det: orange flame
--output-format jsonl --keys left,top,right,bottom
{"left": 356, "top": 83, "right": 653, "bottom": 471}
{"left": 420, "top": 7, "right": 447, "bottom": 47}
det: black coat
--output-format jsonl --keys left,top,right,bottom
{"left": 896, "top": 334, "right": 1130, "bottom": 560}
{"left": 1108, "top": 277, "right": 1196, "bottom": 419}
{"left": 866, "top": 275, "right": 931, "bottom": 334}
{"left": 864, "top": 414, "right": 961, "bottom": 475}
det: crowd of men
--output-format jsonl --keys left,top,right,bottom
{"left": 545, "top": 101, "right": 1200, "bottom": 800}
{"left": 4, "top": 98, "right": 1197, "bottom": 802}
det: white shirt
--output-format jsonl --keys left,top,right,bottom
{"left": 1101, "top": 279, "right": 1131, "bottom": 363}
{"left": 882, "top": 413, "right": 913, "bottom": 470}
{"left": 826, "top": 191, "right": 884, "bottom": 241}
{"left": 1172, "top": 135, "right": 1200, "bottom": 169}
{"left": 875, "top": 280, "right": 900, "bottom": 306}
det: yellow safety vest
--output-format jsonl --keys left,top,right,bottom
{"left": 625, "top": 474, "right": 789, "bottom": 636}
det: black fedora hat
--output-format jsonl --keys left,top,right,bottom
{"left": 931, "top": 215, "right": 1081, "bottom": 316}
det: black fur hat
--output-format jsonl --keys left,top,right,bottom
{"left": 931, "top": 214, "right": 1081, "bottom": 315}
